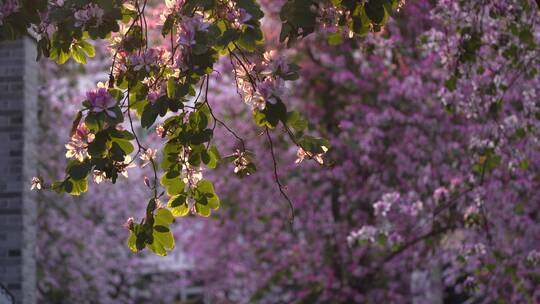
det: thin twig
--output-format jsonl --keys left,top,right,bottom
{"left": 204, "top": 75, "right": 246, "bottom": 151}
{"left": 126, "top": 85, "right": 158, "bottom": 199}
{"left": 367, "top": 224, "right": 456, "bottom": 276}
{"left": 265, "top": 127, "right": 295, "bottom": 225}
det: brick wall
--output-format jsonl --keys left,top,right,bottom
{"left": 0, "top": 37, "right": 38, "bottom": 304}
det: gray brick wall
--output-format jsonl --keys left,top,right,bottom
{"left": 0, "top": 37, "right": 38, "bottom": 304}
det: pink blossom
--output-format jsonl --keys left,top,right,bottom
{"left": 86, "top": 88, "right": 117, "bottom": 117}
{"left": 74, "top": 4, "right": 104, "bottom": 27}
{"left": 178, "top": 14, "right": 210, "bottom": 47}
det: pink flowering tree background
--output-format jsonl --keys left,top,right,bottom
{"left": 0, "top": 0, "right": 538, "bottom": 302}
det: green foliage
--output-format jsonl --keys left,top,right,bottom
{"left": 192, "top": 179, "right": 220, "bottom": 217}
{"left": 286, "top": 111, "right": 308, "bottom": 132}
{"left": 4, "top": 0, "right": 354, "bottom": 256}
{"left": 128, "top": 207, "right": 176, "bottom": 256}
{"left": 298, "top": 136, "right": 330, "bottom": 155}
{"left": 280, "top": 0, "right": 400, "bottom": 46}
{"left": 254, "top": 100, "right": 288, "bottom": 128}
{"left": 280, "top": 0, "right": 317, "bottom": 46}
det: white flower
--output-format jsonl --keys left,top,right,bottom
{"left": 527, "top": 249, "right": 540, "bottom": 265}
{"left": 92, "top": 170, "right": 106, "bottom": 184}
{"left": 373, "top": 200, "right": 391, "bottom": 217}
{"left": 183, "top": 166, "right": 203, "bottom": 186}
{"left": 118, "top": 155, "right": 137, "bottom": 178}
{"left": 347, "top": 225, "right": 379, "bottom": 246}
{"left": 373, "top": 192, "right": 400, "bottom": 217}
{"left": 233, "top": 150, "right": 249, "bottom": 174}
{"left": 123, "top": 217, "right": 134, "bottom": 230}
{"left": 472, "top": 243, "right": 487, "bottom": 256}
{"left": 156, "top": 124, "right": 165, "bottom": 137}
{"left": 140, "top": 148, "right": 157, "bottom": 168}
{"left": 295, "top": 146, "right": 328, "bottom": 165}
{"left": 65, "top": 123, "right": 94, "bottom": 162}
{"left": 30, "top": 176, "right": 42, "bottom": 190}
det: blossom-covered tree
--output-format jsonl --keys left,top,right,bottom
{"left": 1, "top": 0, "right": 539, "bottom": 302}
{"left": 173, "top": 0, "right": 540, "bottom": 302}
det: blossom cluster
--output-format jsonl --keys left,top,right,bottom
{"left": 86, "top": 87, "right": 117, "bottom": 117}
{"left": 234, "top": 50, "right": 290, "bottom": 111}
{"left": 65, "top": 123, "right": 94, "bottom": 162}
{"left": 73, "top": 3, "right": 105, "bottom": 28}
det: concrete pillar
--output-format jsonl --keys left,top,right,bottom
{"left": 0, "top": 37, "right": 38, "bottom": 304}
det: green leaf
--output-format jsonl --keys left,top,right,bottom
{"left": 189, "top": 108, "right": 209, "bottom": 130}
{"left": 235, "top": 162, "right": 257, "bottom": 177}
{"left": 56, "top": 49, "right": 71, "bottom": 64}
{"left": 202, "top": 145, "right": 220, "bottom": 169}
{"left": 66, "top": 160, "right": 93, "bottom": 180}
{"left": 298, "top": 136, "right": 330, "bottom": 154}
{"left": 160, "top": 171, "right": 185, "bottom": 196}
{"left": 238, "top": 26, "right": 263, "bottom": 51}
{"left": 154, "top": 225, "right": 170, "bottom": 233}
{"left": 351, "top": 5, "right": 371, "bottom": 36}
{"left": 327, "top": 32, "right": 343, "bottom": 45}
{"left": 236, "top": 0, "right": 264, "bottom": 20}
{"left": 162, "top": 14, "right": 175, "bottom": 37}
{"left": 51, "top": 181, "right": 65, "bottom": 194}
{"left": 459, "top": 29, "right": 482, "bottom": 63}
{"left": 152, "top": 208, "right": 175, "bottom": 251}
{"left": 217, "top": 29, "right": 240, "bottom": 48}
{"left": 196, "top": 179, "right": 220, "bottom": 209}
{"left": 65, "top": 177, "right": 88, "bottom": 196}
{"left": 78, "top": 40, "right": 96, "bottom": 57}
{"left": 112, "top": 139, "right": 134, "bottom": 155}
{"left": 127, "top": 231, "right": 138, "bottom": 252}
{"left": 71, "top": 46, "right": 87, "bottom": 64}
{"left": 147, "top": 240, "right": 167, "bottom": 256}
{"left": 195, "top": 203, "right": 211, "bottom": 217}
{"left": 161, "top": 142, "right": 182, "bottom": 170}
{"left": 365, "top": 1, "right": 385, "bottom": 24}
{"left": 286, "top": 111, "right": 308, "bottom": 132}
{"left": 88, "top": 130, "right": 109, "bottom": 157}
{"left": 167, "top": 78, "right": 176, "bottom": 99}
{"left": 141, "top": 103, "right": 159, "bottom": 128}
{"left": 154, "top": 208, "right": 174, "bottom": 225}
{"left": 110, "top": 141, "right": 127, "bottom": 162}
{"left": 253, "top": 100, "right": 287, "bottom": 128}
{"left": 154, "top": 227, "right": 174, "bottom": 250}
{"left": 110, "top": 129, "right": 135, "bottom": 140}
{"left": 168, "top": 193, "right": 189, "bottom": 217}
{"left": 279, "top": 0, "right": 317, "bottom": 45}
{"left": 109, "top": 88, "right": 124, "bottom": 102}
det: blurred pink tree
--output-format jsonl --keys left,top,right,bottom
{"left": 0, "top": 0, "right": 538, "bottom": 302}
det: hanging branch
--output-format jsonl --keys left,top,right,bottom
{"left": 265, "top": 127, "right": 295, "bottom": 224}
